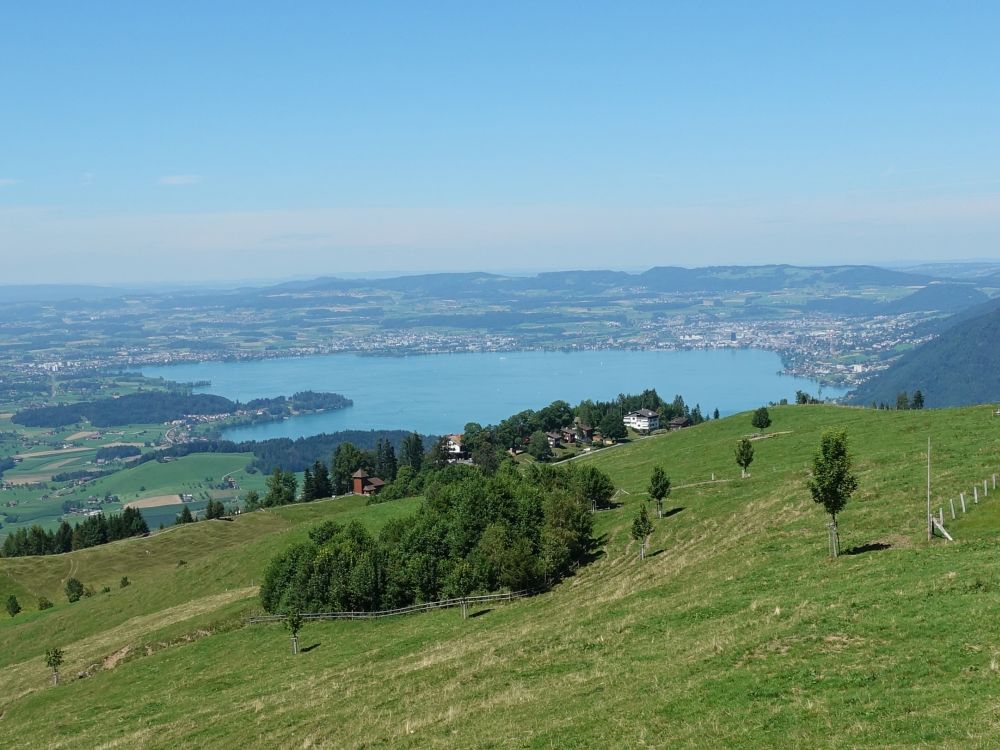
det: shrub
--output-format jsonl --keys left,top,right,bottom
{"left": 65, "top": 577, "right": 84, "bottom": 603}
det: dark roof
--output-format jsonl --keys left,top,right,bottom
{"left": 631, "top": 408, "right": 660, "bottom": 418}
{"left": 351, "top": 469, "right": 369, "bottom": 478}
{"left": 367, "top": 477, "right": 386, "bottom": 487}
{"left": 669, "top": 416, "right": 692, "bottom": 425}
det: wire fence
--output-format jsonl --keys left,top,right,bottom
{"left": 247, "top": 588, "right": 536, "bottom": 624}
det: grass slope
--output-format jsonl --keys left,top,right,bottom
{"left": 2, "top": 405, "right": 1000, "bottom": 748}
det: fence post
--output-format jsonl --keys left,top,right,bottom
{"left": 939, "top": 508, "right": 944, "bottom": 526}
{"left": 827, "top": 522, "right": 839, "bottom": 558}
{"left": 974, "top": 486, "right": 979, "bottom": 504}
{"left": 985, "top": 479, "right": 989, "bottom": 497}
{"left": 950, "top": 498, "right": 956, "bottom": 520}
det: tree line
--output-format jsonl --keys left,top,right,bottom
{"left": 260, "top": 461, "right": 607, "bottom": 615}
{"left": 129, "top": 429, "right": 421, "bottom": 476}
{"left": 1, "top": 507, "right": 149, "bottom": 557}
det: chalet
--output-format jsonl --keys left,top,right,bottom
{"left": 624, "top": 409, "right": 660, "bottom": 431}
{"left": 560, "top": 428, "right": 577, "bottom": 444}
{"left": 668, "top": 416, "right": 693, "bottom": 431}
{"left": 575, "top": 421, "right": 595, "bottom": 442}
{"left": 352, "top": 469, "right": 385, "bottom": 496}
{"left": 545, "top": 431, "right": 563, "bottom": 448}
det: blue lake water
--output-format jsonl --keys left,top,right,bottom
{"left": 142, "top": 349, "right": 848, "bottom": 441}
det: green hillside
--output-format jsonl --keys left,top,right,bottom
{"left": 2, "top": 405, "right": 1000, "bottom": 748}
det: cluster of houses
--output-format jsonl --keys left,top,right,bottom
{"left": 446, "top": 408, "right": 694, "bottom": 458}
{"left": 346, "top": 407, "right": 695, "bottom": 495}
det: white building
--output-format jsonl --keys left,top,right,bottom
{"left": 623, "top": 409, "right": 660, "bottom": 431}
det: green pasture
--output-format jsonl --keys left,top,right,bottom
{"left": 1, "top": 405, "right": 999, "bottom": 748}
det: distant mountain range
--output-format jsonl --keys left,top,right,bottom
{"left": 3, "top": 264, "right": 950, "bottom": 306}
{"left": 260, "top": 264, "right": 937, "bottom": 298}
{"left": 848, "top": 297, "right": 1000, "bottom": 407}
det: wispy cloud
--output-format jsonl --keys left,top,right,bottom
{"left": 0, "top": 178, "right": 18, "bottom": 187}
{"left": 156, "top": 174, "right": 203, "bottom": 186}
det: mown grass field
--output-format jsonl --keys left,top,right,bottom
{"left": 2, "top": 405, "right": 999, "bottom": 748}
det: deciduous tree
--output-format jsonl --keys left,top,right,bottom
{"left": 751, "top": 406, "right": 771, "bottom": 431}
{"left": 598, "top": 411, "right": 627, "bottom": 442}
{"left": 808, "top": 429, "right": 858, "bottom": 551}
{"left": 631, "top": 505, "right": 654, "bottom": 560}
{"left": 527, "top": 431, "right": 553, "bottom": 462}
{"left": 647, "top": 466, "right": 671, "bottom": 518}
{"left": 45, "top": 646, "right": 64, "bottom": 685}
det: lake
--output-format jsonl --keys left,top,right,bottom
{"left": 142, "top": 349, "right": 848, "bottom": 441}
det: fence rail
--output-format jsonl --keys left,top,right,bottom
{"left": 247, "top": 588, "right": 535, "bottom": 624}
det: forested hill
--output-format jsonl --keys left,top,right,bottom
{"left": 12, "top": 390, "right": 352, "bottom": 428}
{"left": 848, "top": 303, "right": 1000, "bottom": 407}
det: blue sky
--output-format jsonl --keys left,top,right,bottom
{"left": 2, "top": 2, "right": 999, "bottom": 283}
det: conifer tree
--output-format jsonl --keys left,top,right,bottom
{"left": 735, "top": 437, "right": 754, "bottom": 478}
{"left": 176, "top": 505, "right": 194, "bottom": 524}
{"left": 311, "top": 460, "right": 332, "bottom": 499}
{"left": 401, "top": 432, "right": 424, "bottom": 473}
{"left": 301, "top": 467, "right": 315, "bottom": 502}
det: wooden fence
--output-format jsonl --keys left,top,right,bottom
{"left": 247, "top": 588, "right": 535, "bottom": 625}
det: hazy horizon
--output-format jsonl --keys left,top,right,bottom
{"left": 3, "top": 3, "right": 999, "bottom": 283}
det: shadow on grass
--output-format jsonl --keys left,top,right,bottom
{"left": 581, "top": 534, "right": 609, "bottom": 565}
{"left": 300, "top": 643, "right": 321, "bottom": 653}
{"left": 469, "top": 608, "right": 492, "bottom": 619}
{"left": 843, "top": 542, "right": 891, "bottom": 556}
{"left": 649, "top": 548, "right": 666, "bottom": 558}
{"left": 661, "top": 507, "right": 685, "bottom": 519}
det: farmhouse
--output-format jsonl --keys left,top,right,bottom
{"left": 352, "top": 469, "right": 385, "bottom": 496}
{"left": 623, "top": 408, "right": 660, "bottom": 431}
{"left": 668, "top": 415, "right": 693, "bottom": 430}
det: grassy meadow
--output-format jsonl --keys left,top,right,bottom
{"left": 1, "top": 405, "right": 999, "bottom": 748}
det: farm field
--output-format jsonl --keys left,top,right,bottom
{"left": 1, "top": 451, "right": 265, "bottom": 537}
{"left": 1, "top": 405, "right": 999, "bottom": 748}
